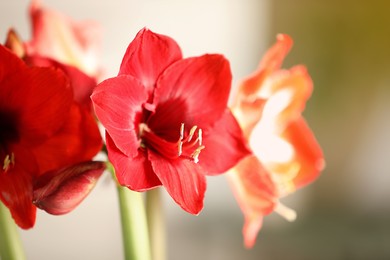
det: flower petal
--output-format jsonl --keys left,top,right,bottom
{"left": 0, "top": 62, "right": 72, "bottom": 146}
{"left": 243, "top": 215, "right": 264, "bottom": 249}
{"left": 228, "top": 155, "right": 277, "bottom": 248}
{"left": 91, "top": 75, "right": 147, "bottom": 157}
{"left": 119, "top": 28, "right": 182, "bottom": 95}
{"left": 33, "top": 161, "right": 105, "bottom": 215}
{"left": 231, "top": 97, "right": 266, "bottom": 139}
{"left": 0, "top": 145, "right": 38, "bottom": 229}
{"left": 200, "top": 109, "right": 251, "bottom": 175}
{"left": 237, "top": 34, "right": 293, "bottom": 98}
{"left": 262, "top": 65, "right": 313, "bottom": 128}
{"left": 25, "top": 55, "right": 97, "bottom": 107}
{"left": 106, "top": 133, "right": 161, "bottom": 191}
{"left": 4, "top": 29, "right": 26, "bottom": 58}
{"left": 32, "top": 103, "right": 102, "bottom": 174}
{"left": 148, "top": 54, "right": 232, "bottom": 139}
{"left": 149, "top": 151, "right": 206, "bottom": 215}
{"left": 282, "top": 118, "right": 325, "bottom": 190}
{"left": 0, "top": 45, "right": 25, "bottom": 80}
{"left": 258, "top": 34, "right": 293, "bottom": 72}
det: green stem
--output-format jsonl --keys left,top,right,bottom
{"left": 0, "top": 203, "right": 26, "bottom": 260}
{"left": 146, "top": 188, "right": 166, "bottom": 260}
{"left": 117, "top": 186, "right": 152, "bottom": 260}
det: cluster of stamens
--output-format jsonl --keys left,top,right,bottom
{"left": 139, "top": 122, "right": 205, "bottom": 163}
{"left": 178, "top": 123, "right": 205, "bottom": 163}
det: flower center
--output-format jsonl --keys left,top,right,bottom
{"left": 0, "top": 111, "right": 19, "bottom": 144}
{"left": 139, "top": 123, "right": 205, "bottom": 163}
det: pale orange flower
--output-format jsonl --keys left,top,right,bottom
{"left": 229, "top": 34, "right": 325, "bottom": 248}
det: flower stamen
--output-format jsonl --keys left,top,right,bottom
{"left": 2, "top": 153, "right": 15, "bottom": 172}
{"left": 187, "top": 125, "right": 198, "bottom": 142}
{"left": 191, "top": 145, "right": 205, "bottom": 163}
{"left": 177, "top": 123, "right": 205, "bottom": 163}
{"left": 198, "top": 129, "right": 202, "bottom": 146}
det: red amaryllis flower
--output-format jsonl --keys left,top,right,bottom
{"left": 25, "top": 0, "right": 102, "bottom": 79}
{"left": 0, "top": 45, "right": 104, "bottom": 229}
{"left": 4, "top": 29, "right": 103, "bottom": 170}
{"left": 229, "top": 34, "right": 325, "bottom": 248}
{"left": 92, "top": 28, "right": 250, "bottom": 214}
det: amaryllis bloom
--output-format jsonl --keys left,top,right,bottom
{"left": 92, "top": 28, "right": 250, "bottom": 214}
{"left": 0, "top": 45, "right": 104, "bottom": 229}
{"left": 4, "top": 29, "right": 102, "bottom": 166}
{"left": 25, "top": 0, "right": 102, "bottom": 79}
{"left": 229, "top": 34, "right": 325, "bottom": 248}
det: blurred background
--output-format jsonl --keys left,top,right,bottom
{"left": 1, "top": 0, "right": 390, "bottom": 259}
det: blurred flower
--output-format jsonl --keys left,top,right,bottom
{"left": 0, "top": 45, "right": 104, "bottom": 229}
{"left": 25, "top": 0, "right": 102, "bottom": 80}
{"left": 229, "top": 34, "right": 325, "bottom": 248}
{"left": 92, "top": 28, "right": 250, "bottom": 214}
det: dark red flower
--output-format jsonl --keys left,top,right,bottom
{"left": 92, "top": 28, "right": 250, "bottom": 214}
{"left": 4, "top": 29, "right": 103, "bottom": 172}
{"left": 0, "top": 44, "right": 104, "bottom": 229}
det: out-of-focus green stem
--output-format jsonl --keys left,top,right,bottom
{"left": 146, "top": 188, "right": 166, "bottom": 260}
{"left": 0, "top": 202, "right": 26, "bottom": 260}
{"left": 117, "top": 185, "right": 151, "bottom": 260}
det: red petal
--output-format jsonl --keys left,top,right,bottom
{"left": 0, "top": 65, "right": 72, "bottom": 145}
{"left": 227, "top": 155, "right": 277, "bottom": 248}
{"left": 1, "top": 45, "right": 73, "bottom": 137}
{"left": 106, "top": 133, "right": 161, "bottom": 191}
{"left": 0, "top": 146, "right": 38, "bottom": 229}
{"left": 32, "top": 103, "right": 102, "bottom": 174}
{"left": 282, "top": 118, "right": 325, "bottom": 189}
{"left": 25, "top": 55, "right": 97, "bottom": 107}
{"left": 0, "top": 170, "right": 36, "bottom": 229}
{"left": 0, "top": 45, "right": 25, "bottom": 80}
{"left": 119, "top": 28, "right": 182, "bottom": 95}
{"left": 148, "top": 54, "right": 232, "bottom": 138}
{"left": 149, "top": 151, "right": 206, "bottom": 215}
{"left": 91, "top": 75, "right": 147, "bottom": 157}
{"left": 33, "top": 161, "right": 105, "bottom": 215}
{"left": 200, "top": 109, "right": 251, "bottom": 175}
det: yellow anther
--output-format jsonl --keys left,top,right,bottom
{"left": 191, "top": 145, "right": 205, "bottom": 163}
{"left": 187, "top": 125, "right": 198, "bottom": 142}
{"left": 2, "top": 153, "right": 15, "bottom": 172}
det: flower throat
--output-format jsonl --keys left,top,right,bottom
{"left": 139, "top": 123, "right": 205, "bottom": 163}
